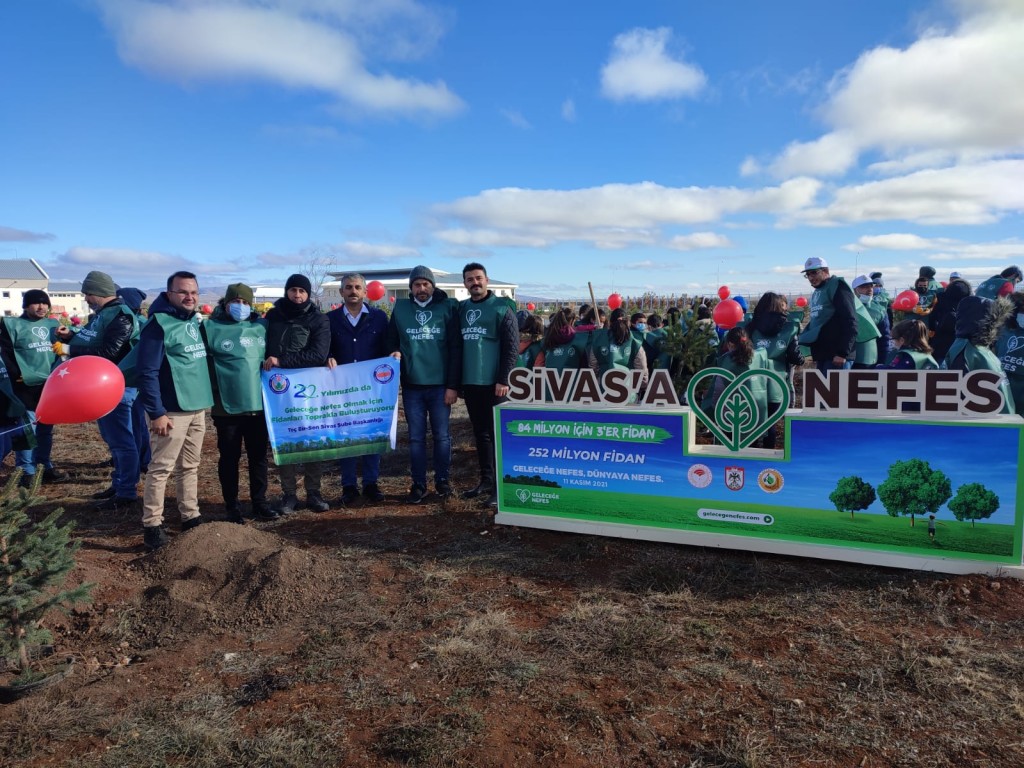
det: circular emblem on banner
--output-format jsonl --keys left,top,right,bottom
{"left": 268, "top": 373, "right": 290, "bottom": 394}
{"left": 687, "top": 464, "right": 712, "bottom": 488}
{"left": 373, "top": 363, "right": 395, "bottom": 384}
{"left": 757, "top": 468, "right": 784, "bottom": 494}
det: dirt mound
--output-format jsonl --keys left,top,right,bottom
{"left": 133, "top": 522, "right": 346, "bottom": 643}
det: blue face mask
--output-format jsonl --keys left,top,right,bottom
{"left": 635, "top": 323, "right": 647, "bottom": 332}
{"left": 228, "top": 302, "right": 251, "bottom": 322}
{"left": 1018, "top": 313, "right": 1024, "bottom": 329}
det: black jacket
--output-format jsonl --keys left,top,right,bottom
{"left": 265, "top": 298, "right": 330, "bottom": 368}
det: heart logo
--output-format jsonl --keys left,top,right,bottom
{"left": 415, "top": 310, "right": 432, "bottom": 326}
{"left": 466, "top": 309, "right": 482, "bottom": 326}
{"left": 686, "top": 367, "right": 789, "bottom": 451}
{"left": 516, "top": 489, "right": 530, "bottom": 502}
{"left": 32, "top": 326, "right": 49, "bottom": 340}
{"left": 186, "top": 322, "right": 200, "bottom": 342}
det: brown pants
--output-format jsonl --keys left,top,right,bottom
{"left": 142, "top": 410, "right": 206, "bottom": 528}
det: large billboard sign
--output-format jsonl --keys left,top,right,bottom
{"left": 494, "top": 369, "right": 1024, "bottom": 577}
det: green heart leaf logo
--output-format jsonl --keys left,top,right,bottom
{"left": 516, "top": 489, "right": 531, "bottom": 502}
{"left": 686, "top": 367, "right": 790, "bottom": 451}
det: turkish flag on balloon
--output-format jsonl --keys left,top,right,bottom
{"left": 36, "top": 356, "right": 126, "bottom": 425}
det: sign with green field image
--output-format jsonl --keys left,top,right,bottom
{"left": 495, "top": 406, "right": 1024, "bottom": 566}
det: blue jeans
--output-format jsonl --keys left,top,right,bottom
{"left": 97, "top": 387, "right": 140, "bottom": 499}
{"left": 131, "top": 394, "right": 152, "bottom": 471}
{"left": 339, "top": 453, "right": 380, "bottom": 488}
{"left": 15, "top": 411, "right": 54, "bottom": 475}
{"left": 403, "top": 386, "right": 451, "bottom": 489}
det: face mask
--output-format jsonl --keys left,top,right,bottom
{"left": 635, "top": 323, "right": 646, "bottom": 332}
{"left": 1018, "top": 313, "right": 1024, "bottom": 329}
{"left": 228, "top": 303, "right": 251, "bottom": 322}
{"left": 873, "top": 287, "right": 881, "bottom": 295}
{"left": 859, "top": 294, "right": 871, "bottom": 305}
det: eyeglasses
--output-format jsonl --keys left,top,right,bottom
{"left": 803, "top": 270, "right": 822, "bottom": 279}
{"left": 169, "top": 290, "right": 200, "bottom": 297}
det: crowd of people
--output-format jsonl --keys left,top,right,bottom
{"left": 0, "top": 258, "right": 1021, "bottom": 551}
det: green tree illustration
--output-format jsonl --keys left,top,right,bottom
{"left": 877, "top": 458, "right": 951, "bottom": 527}
{"left": 829, "top": 475, "right": 876, "bottom": 520}
{"left": 948, "top": 483, "right": 1000, "bottom": 528}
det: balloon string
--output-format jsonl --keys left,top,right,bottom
{"left": 0, "top": 422, "right": 34, "bottom": 439}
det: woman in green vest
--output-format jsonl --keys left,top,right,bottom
{"left": 202, "top": 284, "right": 278, "bottom": 521}
{"left": 748, "top": 292, "right": 803, "bottom": 448}
{"left": 885, "top": 319, "right": 938, "bottom": 370}
{"left": 516, "top": 312, "right": 544, "bottom": 368}
{"left": 995, "top": 293, "right": 1024, "bottom": 416}
{"left": 944, "top": 295, "right": 1015, "bottom": 414}
{"left": 534, "top": 308, "right": 587, "bottom": 374}
{"left": 588, "top": 308, "right": 647, "bottom": 382}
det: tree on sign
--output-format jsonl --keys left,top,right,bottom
{"left": 948, "top": 483, "right": 999, "bottom": 528}
{"left": 877, "top": 458, "right": 951, "bottom": 527}
{"left": 829, "top": 475, "right": 876, "bottom": 521}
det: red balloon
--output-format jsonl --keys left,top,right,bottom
{"left": 389, "top": 295, "right": 396, "bottom": 303}
{"left": 607, "top": 293, "right": 623, "bottom": 310}
{"left": 200, "top": 304, "right": 213, "bottom": 314}
{"left": 366, "top": 281, "right": 386, "bottom": 301}
{"left": 718, "top": 285, "right": 730, "bottom": 300}
{"left": 893, "top": 289, "right": 919, "bottom": 311}
{"left": 795, "top": 296, "right": 808, "bottom": 308}
{"left": 712, "top": 299, "right": 744, "bottom": 329}
{"left": 526, "top": 302, "right": 536, "bottom": 311}
{"left": 36, "top": 356, "right": 125, "bottom": 425}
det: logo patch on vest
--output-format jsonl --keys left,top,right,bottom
{"left": 220, "top": 339, "right": 234, "bottom": 352}
{"left": 186, "top": 323, "right": 200, "bottom": 342}
{"left": 415, "top": 310, "right": 432, "bottom": 326}
{"left": 466, "top": 309, "right": 482, "bottom": 326}
{"left": 31, "top": 326, "right": 49, "bottom": 340}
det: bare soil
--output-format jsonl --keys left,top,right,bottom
{"left": 2, "top": 405, "right": 1024, "bottom": 767}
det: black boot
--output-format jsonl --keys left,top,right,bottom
{"left": 461, "top": 480, "right": 494, "bottom": 500}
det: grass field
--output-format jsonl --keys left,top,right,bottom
{"left": 273, "top": 439, "right": 392, "bottom": 465}
{"left": 501, "top": 484, "right": 1018, "bottom": 560}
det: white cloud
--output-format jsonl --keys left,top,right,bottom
{"left": 600, "top": 28, "right": 706, "bottom": 102}
{"left": 52, "top": 246, "right": 241, "bottom": 283}
{"left": 762, "top": 3, "right": 1024, "bottom": 177}
{"left": 561, "top": 98, "right": 576, "bottom": 122}
{"left": 500, "top": 109, "right": 532, "bottom": 130}
{"left": 788, "top": 159, "right": 1024, "bottom": 226}
{"left": 0, "top": 226, "right": 54, "bottom": 242}
{"left": 667, "top": 232, "right": 732, "bottom": 251}
{"left": 843, "top": 233, "right": 1024, "bottom": 262}
{"left": 98, "top": 0, "right": 463, "bottom": 117}
{"left": 842, "top": 233, "right": 945, "bottom": 251}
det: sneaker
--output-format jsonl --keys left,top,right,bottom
{"left": 363, "top": 483, "right": 386, "bottom": 503}
{"left": 461, "top": 482, "right": 494, "bottom": 500}
{"left": 251, "top": 501, "right": 280, "bottom": 521}
{"left": 436, "top": 481, "right": 452, "bottom": 499}
{"left": 339, "top": 485, "right": 360, "bottom": 506}
{"left": 181, "top": 516, "right": 206, "bottom": 532}
{"left": 91, "top": 486, "right": 117, "bottom": 500}
{"left": 306, "top": 492, "right": 330, "bottom": 513}
{"left": 143, "top": 525, "right": 168, "bottom": 551}
{"left": 226, "top": 504, "right": 245, "bottom": 524}
{"left": 406, "top": 484, "right": 427, "bottom": 504}
{"left": 275, "top": 494, "right": 299, "bottom": 515}
{"left": 42, "top": 467, "right": 69, "bottom": 483}
{"left": 93, "top": 495, "right": 138, "bottom": 512}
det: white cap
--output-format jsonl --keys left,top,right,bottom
{"left": 949, "top": 271, "right": 961, "bottom": 280}
{"left": 851, "top": 274, "right": 872, "bottom": 291}
{"left": 801, "top": 256, "right": 829, "bottom": 272}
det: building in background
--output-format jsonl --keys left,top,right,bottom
{"left": 0, "top": 259, "right": 89, "bottom": 318}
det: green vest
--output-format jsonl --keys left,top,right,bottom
{"left": 750, "top": 322, "right": 799, "bottom": 404}
{"left": 517, "top": 339, "right": 543, "bottom": 368}
{"left": 853, "top": 298, "right": 882, "bottom": 365}
{"left": 203, "top": 317, "right": 267, "bottom": 414}
{"left": 897, "top": 350, "right": 938, "bottom": 370}
{"left": 945, "top": 339, "right": 1015, "bottom": 414}
{"left": 3, "top": 317, "right": 59, "bottom": 386}
{"left": 590, "top": 329, "right": 640, "bottom": 373}
{"left": 69, "top": 302, "right": 139, "bottom": 354}
{"left": 976, "top": 275, "right": 1009, "bottom": 300}
{"left": 392, "top": 298, "right": 456, "bottom": 386}
{"left": 700, "top": 353, "right": 768, "bottom": 417}
{"left": 151, "top": 313, "right": 214, "bottom": 411}
{"left": 800, "top": 276, "right": 841, "bottom": 344}
{"left": 460, "top": 294, "right": 511, "bottom": 386}
{"left": 644, "top": 327, "right": 671, "bottom": 369}
{"left": 995, "top": 328, "right": 1024, "bottom": 415}
{"left": 543, "top": 340, "right": 586, "bottom": 372}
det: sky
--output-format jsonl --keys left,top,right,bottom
{"left": 2, "top": 0, "right": 1024, "bottom": 299}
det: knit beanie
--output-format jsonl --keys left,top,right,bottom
{"left": 81, "top": 270, "right": 117, "bottom": 297}
{"left": 22, "top": 289, "right": 51, "bottom": 308}
{"left": 225, "top": 283, "right": 255, "bottom": 305}
{"left": 116, "top": 287, "right": 147, "bottom": 313}
{"left": 408, "top": 265, "right": 436, "bottom": 288}
{"left": 919, "top": 265, "right": 937, "bottom": 280}
{"left": 284, "top": 274, "right": 312, "bottom": 294}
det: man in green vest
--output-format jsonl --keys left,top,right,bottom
{"left": 851, "top": 274, "right": 890, "bottom": 367}
{"left": 202, "top": 283, "right": 278, "bottom": 522}
{"left": 975, "top": 266, "right": 1022, "bottom": 300}
{"left": 799, "top": 257, "right": 857, "bottom": 373}
{"left": 459, "top": 262, "right": 519, "bottom": 507}
{"left": 55, "top": 270, "right": 141, "bottom": 507}
{"left": 0, "top": 289, "right": 66, "bottom": 485}
{"left": 136, "top": 271, "right": 215, "bottom": 551}
{"left": 387, "top": 266, "right": 461, "bottom": 504}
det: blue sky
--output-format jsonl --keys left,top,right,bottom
{"left": 3, "top": 0, "right": 1023, "bottom": 298}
